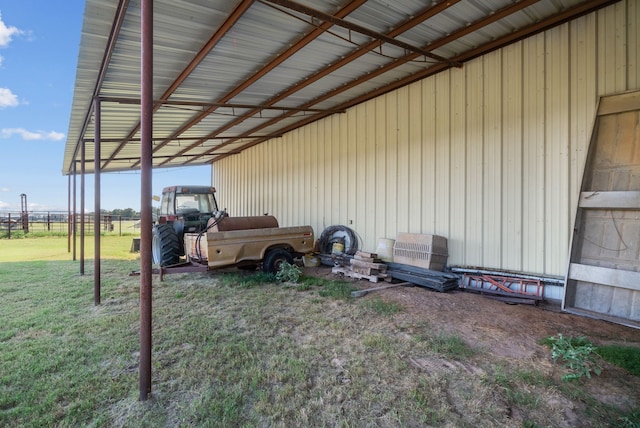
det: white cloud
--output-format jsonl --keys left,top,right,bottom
{"left": 0, "top": 12, "right": 22, "bottom": 47}
{"left": 1, "top": 128, "right": 65, "bottom": 141}
{"left": 0, "top": 87, "right": 18, "bottom": 108}
{"left": 0, "top": 200, "right": 9, "bottom": 209}
{"left": 1, "top": 187, "right": 9, "bottom": 192}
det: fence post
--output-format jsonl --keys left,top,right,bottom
{"left": 7, "top": 213, "right": 11, "bottom": 239}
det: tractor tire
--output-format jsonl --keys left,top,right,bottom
{"left": 152, "top": 224, "right": 181, "bottom": 266}
{"left": 263, "top": 248, "right": 294, "bottom": 274}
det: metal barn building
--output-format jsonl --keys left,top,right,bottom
{"left": 65, "top": 0, "right": 640, "bottom": 336}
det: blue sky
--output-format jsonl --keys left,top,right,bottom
{"left": 0, "top": 1, "right": 212, "bottom": 212}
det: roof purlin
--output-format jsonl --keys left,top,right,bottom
{"left": 167, "top": 0, "right": 461, "bottom": 166}
{"left": 101, "top": 0, "right": 255, "bottom": 171}
{"left": 260, "top": 0, "right": 462, "bottom": 68}
{"left": 155, "top": 0, "right": 370, "bottom": 167}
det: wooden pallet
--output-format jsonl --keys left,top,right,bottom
{"left": 332, "top": 266, "right": 387, "bottom": 282}
{"left": 331, "top": 251, "right": 392, "bottom": 283}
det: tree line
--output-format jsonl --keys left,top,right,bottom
{"left": 101, "top": 208, "right": 140, "bottom": 218}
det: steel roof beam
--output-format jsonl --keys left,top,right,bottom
{"left": 261, "top": 0, "right": 461, "bottom": 68}
{"left": 82, "top": 136, "right": 278, "bottom": 143}
{"left": 176, "top": 0, "right": 461, "bottom": 164}
{"left": 102, "top": 0, "right": 256, "bottom": 170}
{"left": 155, "top": 0, "right": 368, "bottom": 167}
{"left": 98, "top": 96, "right": 344, "bottom": 113}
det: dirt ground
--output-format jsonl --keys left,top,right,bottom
{"left": 307, "top": 266, "right": 639, "bottom": 352}
{"left": 305, "top": 264, "right": 640, "bottom": 419}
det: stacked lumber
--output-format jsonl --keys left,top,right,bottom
{"left": 332, "top": 251, "right": 390, "bottom": 283}
{"left": 385, "top": 262, "right": 460, "bottom": 292}
{"left": 319, "top": 252, "right": 352, "bottom": 267}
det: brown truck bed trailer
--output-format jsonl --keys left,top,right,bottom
{"left": 185, "top": 225, "right": 314, "bottom": 269}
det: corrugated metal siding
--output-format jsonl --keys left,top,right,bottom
{"left": 212, "top": 2, "right": 639, "bottom": 277}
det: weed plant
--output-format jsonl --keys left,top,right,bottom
{"left": 542, "top": 334, "right": 602, "bottom": 381}
{"left": 275, "top": 261, "right": 302, "bottom": 283}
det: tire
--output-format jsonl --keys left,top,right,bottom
{"left": 318, "top": 225, "right": 359, "bottom": 255}
{"left": 263, "top": 248, "right": 294, "bottom": 273}
{"left": 152, "top": 224, "right": 181, "bottom": 266}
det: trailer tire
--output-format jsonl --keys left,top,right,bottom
{"left": 152, "top": 224, "right": 181, "bottom": 266}
{"left": 263, "top": 248, "right": 294, "bottom": 273}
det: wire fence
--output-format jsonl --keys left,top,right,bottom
{"left": 0, "top": 211, "right": 141, "bottom": 239}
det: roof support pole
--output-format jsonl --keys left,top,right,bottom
{"left": 139, "top": 0, "right": 153, "bottom": 401}
{"left": 94, "top": 97, "right": 102, "bottom": 306}
{"left": 67, "top": 175, "right": 71, "bottom": 253}
{"left": 80, "top": 139, "right": 86, "bottom": 275}
{"left": 72, "top": 162, "right": 77, "bottom": 261}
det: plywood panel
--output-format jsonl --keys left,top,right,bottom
{"left": 579, "top": 191, "right": 640, "bottom": 208}
{"left": 565, "top": 89, "right": 640, "bottom": 326}
{"left": 598, "top": 91, "right": 640, "bottom": 115}
{"left": 569, "top": 263, "right": 640, "bottom": 291}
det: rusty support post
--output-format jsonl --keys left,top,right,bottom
{"left": 94, "top": 98, "right": 101, "bottom": 305}
{"left": 72, "top": 162, "right": 77, "bottom": 261}
{"left": 68, "top": 175, "right": 71, "bottom": 252}
{"left": 139, "top": 0, "right": 153, "bottom": 401}
{"left": 80, "top": 139, "right": 85, "bottom": 275}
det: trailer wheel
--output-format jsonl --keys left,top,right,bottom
{"left": 263, "top": 248, "right": 293, "bottom": 273}
{"left": 152, "top": 224, "right": 181, "bottom": 266}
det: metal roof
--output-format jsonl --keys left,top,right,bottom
{"left": 63, "top": 0, "right": 618, "bottom": 175}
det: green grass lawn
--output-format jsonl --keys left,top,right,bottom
{"left": 1, "top": 236, "right": 639, "bottom": 427}
{"left": 0, "top": 234, "right": 139, "bottom": 262}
